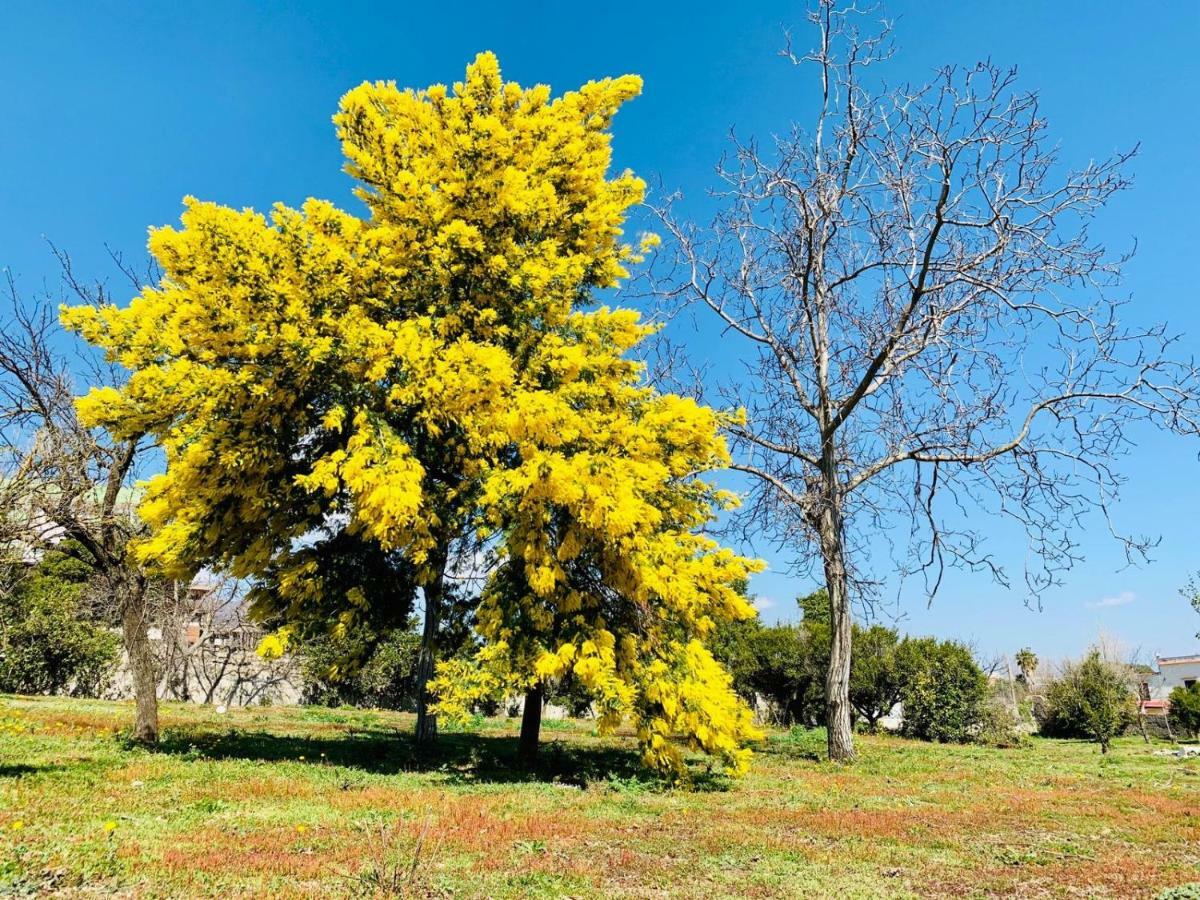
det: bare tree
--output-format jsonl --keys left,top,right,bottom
{"left": 653, "top": 1, "right": 1200, "bottom": 760}
{"left": 154, "top": 575, "right": 300, "bottom": 707}
{"left": 0, "top": 256, "right": 161, "bottom": 742}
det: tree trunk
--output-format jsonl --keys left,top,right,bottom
{"left": 818, "top": 450, "right": 855, "bottom": 763}
{"left": 1136, "top": 710, "right": 1151, "bottom": 744}
{"left": 1004, "top": 657, "right": 1019, "bottom": 715}
{"left": 414, "top": 544, "right": 449, "bottom": 748}
{"left": 822, "top": 563, "right": 854, "bottom": 760}
{"left": 121, "top": 582, "right": 158, "bottom": 744}
{"left": 518, "top": 682, "right": 544, "bottom": 765}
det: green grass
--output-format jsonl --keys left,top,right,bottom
{"left": 1, "top": 695, "right": 1197, "bottom": 898}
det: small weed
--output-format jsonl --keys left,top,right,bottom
{"left": 344, "top": 816, "right": 439, "bottom": 898}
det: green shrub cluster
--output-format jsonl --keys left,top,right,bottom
{"left": 0, "top": 549, "right": 120, "bottom": 696}
{"left": 1034, "top": 650, "right": 1136, "bottom": 752}
{"left": 896, "top": 638, "right": 988, "bottom": 743}
{"left": 1168, "top": 683, "right": 1200, "bottom": 739}
{"left": 299, "top": 625, "right": 422, "bottom": 710}
{"left": 711, "top": 590, "right": 992, "bottom": 743}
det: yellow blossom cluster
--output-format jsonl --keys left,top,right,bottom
{"left": 64, "top": 53, "right": 762, "bottom": 776}
{"left": 431, "top": 312, "right": 764, "bottom": 775}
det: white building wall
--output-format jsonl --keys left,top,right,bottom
{"left": 1147, "top": 655, "right": 1200, "bottom": 700}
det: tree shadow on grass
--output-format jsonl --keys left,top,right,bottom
{"left": 146, "top": 725, "right": 730, "bottom": 791}
{"left": 0, "top": 763, "right": 63, "bottom": 779}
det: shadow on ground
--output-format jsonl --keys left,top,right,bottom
{"left": 146, "top": 725, "right": 730, "bottom": 791}
{"left": 0, "top": 763, "right": 63, "bottom": 779}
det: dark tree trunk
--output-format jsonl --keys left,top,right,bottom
{"left": 120, "top": 581, "right": 158, "bottom": 744}
{"left": 518, "top": 683, "right": 544, "bottom": 765}
{"left": 414, "top": 544, "right": 449, "bottom": 747}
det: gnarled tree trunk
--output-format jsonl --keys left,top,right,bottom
{"left": 817, "top": 438, "right": 855, "bottom": 762}
{"left": 120, "top": 578, "right": 158, "bottom": 744}
{"left": 818, "top": 499, "right": 854, "bottom": 761}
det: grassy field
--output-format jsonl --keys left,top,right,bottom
{"left": 0, "top": 696, "right": 1197, "bottom": 898}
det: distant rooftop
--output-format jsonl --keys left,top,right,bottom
{"left": 1157, "top": 654, "right": 1200, "bottom": 666}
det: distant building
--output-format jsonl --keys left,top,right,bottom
{"left": 1138, "top": 654, "right": 1200, "bottom": 717}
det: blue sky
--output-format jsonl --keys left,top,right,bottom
{"left": 2, "top": 1, "right": 1197, "bottom": 663}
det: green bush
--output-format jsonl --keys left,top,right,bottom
{"left": 1036, "top": 650, "right": 1136, "bottom": 752}
{"left": 712, "top": 593, "right": 1001, "bottom": 740}
{"left": 0, "top": 553, "right": 120, "bottom": 697}
{"left": 898, "top": 638, "right": 987, "bottom": 743}
{"left": 301, "top": 625, "right": 421, "bottom": 710}
{"left": 849, "top": 625, "right": 904, "bottom": 731}
{"left": 710, "top": 616, "right": 817, "bottom": 726}
{"left": 975, "top": 699, "right": 1027, "bottom": 748}
{"left": 1168, "top": 683, "right": 1200, "bottom": 739}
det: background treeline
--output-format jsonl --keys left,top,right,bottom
{"left": 260, "top": 590, "right": 1200, "bottom": 751}
{"left": 710, "top": 589, "right": 1003, "bottom": 744}
{"left": 6, "top": 550, "right": 1198, "bottom": 754}
{"left": 710, "top": 589, "right": 1196, "bottom": 752}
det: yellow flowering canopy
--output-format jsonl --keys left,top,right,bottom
{"left": 64, "top": 53, "right": 762, "bottom": 775}
{"left": 433, "top": 310, "right": 765, "bottom": 774}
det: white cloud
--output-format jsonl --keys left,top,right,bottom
{"left": 753, "top": 596, "right": 776, "bottom": 612}
{"left": 1086, "top": 591, "right": 1136, "bottom": 609}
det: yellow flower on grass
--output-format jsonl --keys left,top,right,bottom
{"left": 103, "top": 820, "right": 117, "bottom": 833}
{"left": 295, "top": 824, "right": 310, "bottom": 835}
{"left": 10, "top": 821, "right": 23, "bottom": 831}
